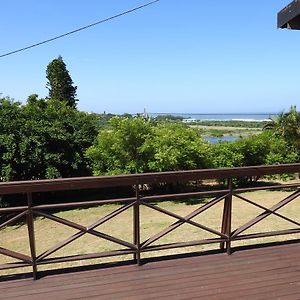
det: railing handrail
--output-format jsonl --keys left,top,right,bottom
{"left": 1, "top": 163, "right": 300, "bottom": 279}
{"left": 1, "top": 163, "right": 300, "bottom": 195}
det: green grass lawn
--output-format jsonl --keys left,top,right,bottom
{"left": 1, "top": 189, "right": 300, "bottom": 275}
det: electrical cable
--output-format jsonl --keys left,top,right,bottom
{"left": 0, "top": 0, "right": 160, "bottom": 58}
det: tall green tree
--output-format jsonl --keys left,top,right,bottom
{"left": 46, "top": 56, "right": 78, "bottom": 108}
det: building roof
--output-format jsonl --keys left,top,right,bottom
{"left": 278, "top": 0, "right": 300, "bottom": 29}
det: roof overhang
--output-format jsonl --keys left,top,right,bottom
{"left": 278, "top": 0, "right": 300, "bottom": 29}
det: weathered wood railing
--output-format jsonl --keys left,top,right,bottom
{"left": 1, "top": 164, "right": 300, "bottom": 279}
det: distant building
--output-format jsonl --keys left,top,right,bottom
{"left": 182, "top": 118, "right": 197, "bottom": 123}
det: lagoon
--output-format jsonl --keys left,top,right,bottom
{"left": 204, "top": 136, "right": 240, "bottom": 143}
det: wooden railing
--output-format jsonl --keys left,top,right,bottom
{"left": 1, "top": 163, "right": 300, "bottom": 279}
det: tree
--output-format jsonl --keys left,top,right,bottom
{"left": 209, "top": 142, "right": 244, "bottom": 169}
{"left": 86, "top": 119, "right": 211, "bottom": 175}
{"left": 264, "top": 106, "right": 300, "bottom": 150}
{"left": 143, "top": 123, "right": 210, "bottom": 172}
{"left": 0, "top": 97, "right": 23, "bottom": 181}
{"left": 86, "top": 117, "right": 153, "bottom": 175}
{"left": 0, "top": 96, "right": 98, "bottom": 181}
{"left": 46, "top": 56, "right": 78, "bottom": 108}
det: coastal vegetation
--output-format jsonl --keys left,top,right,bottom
{"left": 0, "top": 96, "right": 98, "bottom": 181}
{"left": 0, "top": 97, "right": 299, "bottom": 185}
{"left": 263, "top": 105, "right": 300, "bottom": 150}
{"left": 192, "top": 120, "right": 265, "bottom": 128}
{"left": 86, "top": 117, "right": 298, "bottom": 176}
{"left": 1, "top": 57, "right": 299, "bottom": 206}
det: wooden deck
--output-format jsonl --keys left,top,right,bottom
{"left": 1, "top": 242, "right": 300, "bottom": 299}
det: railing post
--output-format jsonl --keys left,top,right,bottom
{"left": 133, "top": 184, "right": 141, "bottom": 265}
{"left": 220, "top": 178, "right": 233, "bottom": 255}
{"left": 26, "top": 192, "right": 38, "bottom": 279}
{"left": 226, "top": 179, "right": 233, "bottom": 255}
{"left": 220, "top": 195, "right": 228, "bottom": 251}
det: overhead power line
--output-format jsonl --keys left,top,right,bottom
{"left": 0, "top": 0, "right": 160, "bottom": 58}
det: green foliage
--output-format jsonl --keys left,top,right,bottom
{"left": 196, "top": 120, "right": 265, "bottom": 128}
{"left": 0, "top": 97, "right": 98, "bottom": 181}
{"left": 144, "top": 123, "right": 210, "bottom": 172}
{"left": 237, "top": 133, "right": 272, "bottom": 166}
{"left": 210, "top": 142, "right": 244, "bottom": 168}
{"left": 91, "top": 112, "right": 118, "bottom": 127}
{"left": 1, "top": 95, "right": 299, "bottom": 185}
{"left": 264, "top": 134, "right": 299, "bottom": 165}
{"left": 236, "top": 132, "right": 297, "bottom": 182}
{"left": 153, "top": 115, "right": 184, "bottom": 122}
{"left": 86, "top": 117, "right": 153, "bottom": 175}
{"left": 87, "top": 120, "right": 211, "bottom": 175}
{"left": 46, "top": 56, "right": 77, "bottom": 108}
{"left": 264, "top": 106, "right": 300, "bottom": 150}
{"left": 87, "top": 116, "right": 299, "bottom": 177}
{"left": 0, "top": 97, "right": 23, "bottom": 181}
{"left": 209, "top": 131, "right": 298, "bottom": 175}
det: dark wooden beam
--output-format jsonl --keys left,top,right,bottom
{"left": 278, "top": 0, "right": 300, "bottom": 29}
{"left": 1, "top": 163, "right": 300, "bottom": 195}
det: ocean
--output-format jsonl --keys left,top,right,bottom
{"left": 149, "top": 113, "right": 277, "bottom": 122}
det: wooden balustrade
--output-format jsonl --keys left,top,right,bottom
{"left": 1, "top": 163, "right": 300, "bottom": 279}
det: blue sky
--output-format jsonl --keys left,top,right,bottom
{"left": 0, "top": 0, "right": 299, "bottom": 114}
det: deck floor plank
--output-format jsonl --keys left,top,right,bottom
{"left": 1, "top": 243, "right": 300, "bottom": 299}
